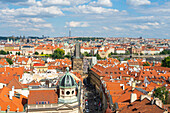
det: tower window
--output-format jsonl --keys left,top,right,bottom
{"left": 66, "top": 91, "right": 70, "bottom": 95}
{"left": 72, "top": 90, "right": 74, "bottom": 94}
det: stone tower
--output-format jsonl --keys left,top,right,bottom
{"left": 71, "top": 42, "right": 83, "bottom": 75}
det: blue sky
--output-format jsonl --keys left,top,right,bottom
{"left": 0, "top": 0, "right": 169, "bottom": 39}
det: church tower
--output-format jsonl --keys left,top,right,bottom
{"left": 71, "top": 42, "right": 83, "bottom": 75}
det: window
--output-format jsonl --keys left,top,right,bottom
{"left": 110, "top": 72, "right": 113, "bottom": 74}
{"left": 66, "top": 91, "right": 70, "bottom": 95}
{"left": 105, "top": 72, "right": 108, "bottom": 74}
{"left": 119, "top": 72, "right": 121, "bottom": 74}
{"left": 72, "top": 90, "right": 74, "bottom": 94}
{"left": 114, "top": 72, "right": 117, "bottom": 74}
{"left": 62, "top": 91, "right": 64, "bottom": 95}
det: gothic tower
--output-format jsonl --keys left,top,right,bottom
{"left": 71, "top": 42, "right": 83, "bottom": 75}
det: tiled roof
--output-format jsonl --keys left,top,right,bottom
{"left": 7, "top": 78, "right": 24, "bottom": 89}
{"left": 0, "top": 87, "right": 27, "bottom": 112}
{"left": 119, "top": 98, "right": 166, "bottom": 113}
{"left": 28, "top": 90, "right": 58, "bottom": 104}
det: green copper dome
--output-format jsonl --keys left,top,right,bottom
{"left": 59, "top": 67, "right": 76, "bottom": 88}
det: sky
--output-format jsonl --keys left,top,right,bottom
{"left": 0, "top": 0, "right": 169, "bottom": 39}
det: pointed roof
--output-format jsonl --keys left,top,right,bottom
{"left": 7, "top": 78, "right": 23, "bottom": 89}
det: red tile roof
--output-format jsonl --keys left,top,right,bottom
{"left": 28, "top": 90, "right": 58, "bottom": 104}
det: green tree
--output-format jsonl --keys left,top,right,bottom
{"left": 161, "top": 56, "right": 170, "bottom": 68}
{"left": 143, "top": 62, "right": 150, "bottom": 66}
{"left": 52, "top": 48, "right": 65, "bottom": 59}
{"left": 140, "top": 53, "right": 143, "bottom": 55}
{"left": 7, "top": 51, "right": 9, "bottom": 54}
{"left": 10, "top": 52, "right": 12, "bottom": 54}
{"left": 153, "top": 87, "right": 169, "bottom": 104}
{"left": 83, "top": 52, "right": 90, "bottom": 57}
{"left": 125, "top": 50, "right": 130, "bottom": 55}
{"left": 160, "top": 49, "right": 170, "bottom": 55}
{"left": 6, "top": 58, "right": 13, "bottom": 65}
{"left": 34, "top": 51, "right": 39, "bottom": 55}
{"left": 41, "top": 52, "right": 44, "bottom": 55}
{"left": 64, "top": 55, "right": 71, "bottom": 59}
{"left": 108, "top": 53, "right": 112, "bottom": 58}
{"left": 95, "top": 54, "right": 102, "bottom": 60}
{"left": 18, "top": 52, "right": 20, "bottom": 55}
{"left": 124, "top": 58, "right": 128, "bottom": 61}
{"left": 0, "top": 50, "right": 7, "bottom": 55}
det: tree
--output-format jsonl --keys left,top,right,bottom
{"left": 108, "top": 53, "right": 112, "bottom": 58}
{"left": 125, "top": 50, "right": 130, "bottom": 55}
{"left": 52, "top": 48, "right": 65, "bottom": 59}
{"left": 153, "top": 87, "right": 169, "bottom": 104}
{"left": 18, "top": 52, "right": 20, "bottom": 55}
{"left": 41, "top": 52, "right": 44, "bottom": 55}
{"left": 95, "top": 54, "right": 102, "bottom": 60}
{"left": 64, "top": 55, "right": 71, "bottom": 59}
{"left": 124, "top": 58, "right": 128, "bottom": 61}
{"left": 143, "top": 62, "right": 150, "bottom": 66}
{"left": 6, "top": 58, "right": 13, "bottom": 65}
{"left": 161, "top": 56, "right": 170, "bottom": 68}
{"left": 0, "top": 50, "right": 7, "bottom": 55}
{"left": 160, "top": 49, "right": 170, "bottom": 55}
{"left": 34, "top": 51, "right": 39, "bottom": 55}
{"left": 83, "top": 52, "right": 90, "bottom": 57}
{"left": 140, "top": 53, "right": 143, "bottom": 55}
{"left": 7, "top": 51, "right": 9, "bottom": 54}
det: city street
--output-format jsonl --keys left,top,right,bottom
{"left": 83, "top": 84, "right": 103, "bottom": 113}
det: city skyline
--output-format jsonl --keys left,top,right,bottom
{"left": 0, "top": 0, "right": 170, "bottom": 39}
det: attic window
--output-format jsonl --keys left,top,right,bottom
{"left": 105, "top": 72, "right": 108, "bottom": 74}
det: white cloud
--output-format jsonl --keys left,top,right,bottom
{"left": 42, "top": 0, "right": 89, "bottom": 6}
{"left": 19, "top": 28, "right": 40, "bottom": 31}
{"left": 66, "top": 21, "right": 89, "bottom": 27}
{"left": 14, "top": 0, "right": 41, "bottom": 6}
{"left": 28, "top": 18, "right": 45, "bottom": 23}
{"left": 103, "top": 26, "right": 109, "bottom": 30}
{"left": 90, "top": 0, "right": 112, "bottom": 7}
{"left": 42, "top": 0, "right": 70, "bottom": 6}
{"left": 34, "top": 23, "right": 53, "bottom": 28}
{"left": 113, "top": 27, "right": 123, "bottom": 31}
{"left": 0, "top": 6, "right": 64, "bottom": 17}
{"left": 146, "top": 22, "right": 159, "bottom": 26}
{"left": 63, "top": 5, "right": 119, "bottom": 14}
{"left": 127, "top": 0, "right": 151, "bottom": 6}
{"left": 133, "top": 25, "right": 149, "bottom": 29}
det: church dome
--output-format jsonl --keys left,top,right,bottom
{"left": 59, "top": 67, "right": 76, "bottom": 88}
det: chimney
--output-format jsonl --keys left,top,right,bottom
{"left": 140, "top": 95, "right": 151, "bottom": 101}
{"left": 9, "top": 86, "right": 15, "bottom": 100}
{"left": 132, "top": 81, "right": 136, "bottom": 91}
{"left": 130, "top": 93, "right": 137, "bottom": 103}
{"left": 151, "top": 98, "right": 163, "bottom": 108}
